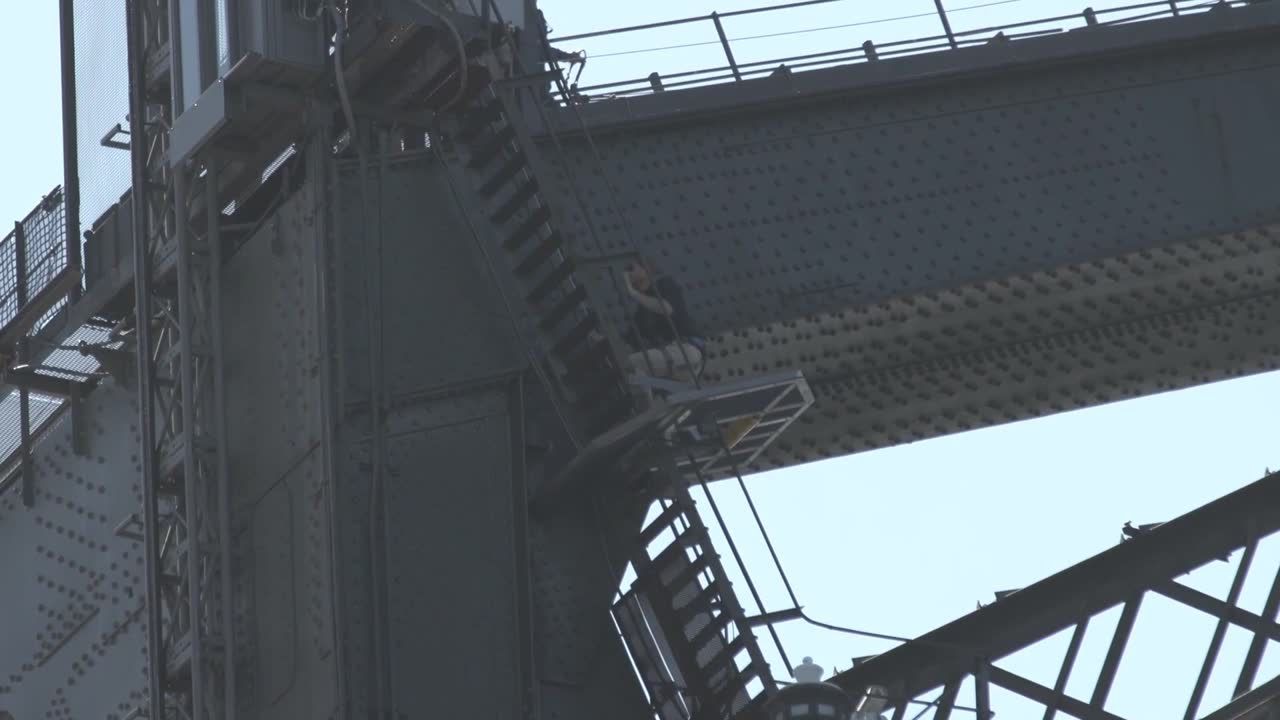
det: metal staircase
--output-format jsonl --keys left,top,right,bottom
{"left": 431, "top": 42, "right": 811, "bottom": 720}
{"left": 614, "top": 489, "right": 778, "bottom": 720}
{"left": 442, "top": 84, "right": 636, "bottom": 438}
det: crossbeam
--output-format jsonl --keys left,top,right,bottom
{"left": 831, "top": 472, "right": 1280, "bottom": 701}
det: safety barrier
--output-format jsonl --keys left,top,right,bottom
{"left": 548, "top": 0, "right": 1256, "bottom": 102}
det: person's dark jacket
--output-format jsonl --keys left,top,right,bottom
{"left": 623, "top": 276, "right": 700, "bottom": 351}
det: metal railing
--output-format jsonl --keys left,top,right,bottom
{"left": 0, "top": 188, "right": 75, "bottom": 336}
{"left": 0, "top": 188, "right": 103, "bottom": 500}
{"left": 546, "top": 0, "right": 1255, "bottom": 103}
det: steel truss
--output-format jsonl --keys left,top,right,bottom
{"left": 830, "top": 472, "right": 1280, "bottom": 720}
{"left": 127, "top": 0, "right": 235, "bottom": 718}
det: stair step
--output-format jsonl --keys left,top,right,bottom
{"left": 479, "top": 151, "right": 528, "bottom": 197}
{"left": 675, "top": 583, "right": 723, "bottom": 625}
{"left": 513, "top": 232, "right": 562, "bottom": 276}
{"left": 700, "top": 634, "right": 750, "bottom": 681}
{"left": 501, "top": 204, "right": 552, "bottom": 252}
{"left": 709, "top": 664, "right": 759, "bottom": 716}
{"left": 638, "top": 501, "right": 690, "bottom": 547}
{"left": 537, "top": 284, "right": 588, "bottom": 332}
{"left": 688, "top": 612, "right": 734, "bottom": 653}
{"left": 458, "top": 99, "right": 505, "bottom": 142}
{"left": 468, "top": 124, "right": 515, "bottom": 168}
{"left": 651, "top": 533, "right": 711, "bottom": 584}
{"left": 550, "top": 312, "right": 598, "bottom": 358}
{"left": 562, "top": 344, "right": 613, "bottom": 376}
{"left": 491, "top": 179, "right": 541, "bottom": 224}
{"left": 504, "top": 206, "right": 552, "bottom": 252}
{"left": 525, "top": 259, "right": 575, "bottom": 305}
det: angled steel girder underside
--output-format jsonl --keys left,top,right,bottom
{"left": 830, "top": 471, "right": 1280, "bottom": 720}
{"left": 528, "top": 2, "right": 1280, "bottom": 474}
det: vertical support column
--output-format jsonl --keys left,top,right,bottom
{"left": 126, "top": 0, "right": 168, "bottom": 716}
{"left": 934, "top": 0, "right": 958, "bottom": 49}
{"left": 59, "top": 0, "right": 82, "bottom": 299}
{"left": 17, "top": 338, "right": 33, "bottom": 508}
{"left": 1237, "top": 563, "right": 1280, "bottom": 696}
{"left": 174, "top": 167, "right": 207, "bottom": 719}
{"left": 509, "top": 375, "right": 538, "bottom": 719}
{"left": 932, "top": 678, "right": 962, "bottom": 720}
{"left": 1091, "top": 594, "right": 1142, "bottom": 709}
{"left": 207, "top": 152, "right": 238, "bottom": 720}
{"left": 1043, "top": 618, "right": 1089, "bottom": 720}
{"left": 710, "top": 13, "right": 741, "bottom": 82}
{"left": 974, "top": 660, "right": 991, "bottom": 720}
{"left": 1185, "top": 539, "right": 1257, "bottom": 719}
{"left": 14, "top": 221, "right": 28, "bottom": 309}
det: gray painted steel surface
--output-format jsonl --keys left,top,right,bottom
{"left": 221, "top": 174, "right": 337, "bottom": 719}
{"left": 331, "top": 157, "right": 651, "bottom": 719}
{"left": 0, "top": 383, "right": 148, "bottom": 719}
{"left": 11, "top": 4, "right": 1280, "bottom": 718}
{"left": 531, "top": 2, "right": 1280, "bottom": 470}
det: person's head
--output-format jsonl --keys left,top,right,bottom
{"left": 626, "top": 256, "right": 654, "bottom": 292}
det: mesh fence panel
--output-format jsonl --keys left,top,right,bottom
{"left": 0, "top": 190, "right": 69, "bottom": 329}
{"left": 22, "top": 191, "right": 69, "bottom": 303}
{"left": 72, "top": 0, "right": 131, "bottom": 233}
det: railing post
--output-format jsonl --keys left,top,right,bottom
{"left": 710, "top": 12, "right": 742, "bottom": 81}
{"left": 14, "top": 220, "right": 28, "bottom": 309}
{"left": 934, "top": 0, "right": 958, "bottom": 49}
{"left": 1169, "top": 0, "right": 1181, "bottom": 16}
{"left": 18, "top": 337, "right": 33, "bottom": 508}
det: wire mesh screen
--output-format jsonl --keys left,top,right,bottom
{"left": 72, "top": 0, "right": 131, "bottom": 233}
{"left": 22, "top": 191, "right": 69, "bottom": 305}
{"left": 0, "top": 190, "right": 69, "bottom": 330}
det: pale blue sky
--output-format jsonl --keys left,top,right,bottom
{"left": 3, "top": 2, "right": 1277, "bottom": 717}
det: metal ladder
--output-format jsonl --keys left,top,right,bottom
{"left": 614, "top": 488, "right": 777, "bottom": 720}
{"left": 443, "top": 85, "right": 635, "bottom": 438}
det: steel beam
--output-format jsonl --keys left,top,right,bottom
{"left": 1203, "top": 673, "right": 1280, "bottom": 720}
{"left": 1238, "top": 564, "right": 1280, "bottom": 697}
{"left": 1043, "top": 619, "right": 1088, "bottom": 720}
{"left": 1091, "top": 595, "right": 1141, "bottom": 709}
{"left": 1186, "top": 539, "right": 1258, "bottom": 719}
{"left": 127, "top": 0, "right": 233, "bottom": 717}
{"left": 126, "top": 0, "right": 167, "bottom": 716}
{"left": 831, "top": 472, "right": 1280, "bottom": 700}
{"left": 990, "top": 666, "right": 1124, "bottom": 720}
{"left": 58, "top": 0, "right": 81, "bottom": 300}
{"left": 1155, "top": 582, "right": 1280, "bottom": 643}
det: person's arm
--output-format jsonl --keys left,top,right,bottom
{"left": 627, "top": 275, "right": 674, "bottom": 316}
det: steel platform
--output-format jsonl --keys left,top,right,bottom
{"left": 535, "top": 370, "right": 813, "bottom": 505}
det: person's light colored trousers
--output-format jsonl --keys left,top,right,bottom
{"left": 628, "top": 342, "right": 703, "bottom": 381}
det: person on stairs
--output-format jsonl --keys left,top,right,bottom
{"left": 621, "top": 256, "right": 705, "bottom": 399}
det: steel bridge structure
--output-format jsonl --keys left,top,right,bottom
{"left": 2, "top": 0, "right": 1280, "bottom": 719}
